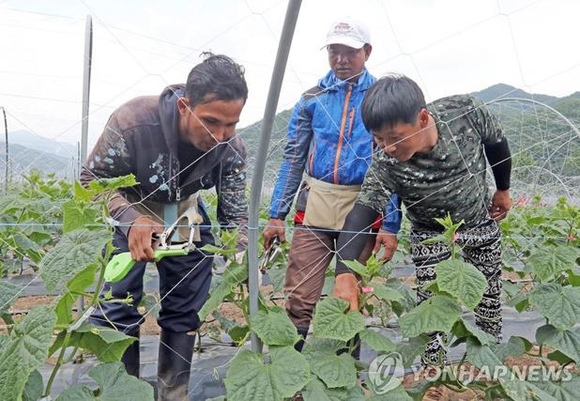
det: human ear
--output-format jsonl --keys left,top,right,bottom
{"left": 177, "top": 97, "right": 190, "bottom": 116}
{"left": 364, "top": 44, "right": 373, "bottom": 60}
{"left": 418, "top": 108, "right": 429, "bottom": 127}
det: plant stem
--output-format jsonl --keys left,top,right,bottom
{"left": 44, "top": 330, "right": 72, "bottom": 397}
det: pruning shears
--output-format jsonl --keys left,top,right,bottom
{"left": 104, "top": 207, "right": 203, "bottom": 283}
{"left": 259, "top": 236, "right": 282, "bottom": 274}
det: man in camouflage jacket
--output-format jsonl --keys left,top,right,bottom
{"left": 333, "top": 74, "right": 512, "bottom": 366}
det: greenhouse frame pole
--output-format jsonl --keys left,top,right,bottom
{"left": 78, "top": 15, "right": 92, "bottom": 311}
{"left": 247, "top": 0, "right": 302, "bottom": 353}
{"left": 2, "top": 107, "right": 8, "bottom": 192}
{"left": 80, "top": 15, "right": 93, "bottom": 172}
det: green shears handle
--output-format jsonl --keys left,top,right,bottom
{"left": 104, "top": 248, "right": 188, "bottom": 283}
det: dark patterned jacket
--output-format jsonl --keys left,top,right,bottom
{"left": 80, "top": 84, "right": 248, "bottom": 244}
{"left": 357, "top": 95, "right": 507, "bottom": 231}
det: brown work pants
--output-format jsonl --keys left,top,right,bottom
{"left": 284, "top": 225, "right": 375, "bottom": 329}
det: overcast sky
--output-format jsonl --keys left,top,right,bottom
{"left": 1, "top": 0, "right": 579, "bottom": 151}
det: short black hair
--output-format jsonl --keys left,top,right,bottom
{"left": 185, "top": 52, "right": 248, "bottom": 107}
{"left": 361, "top": 74, "right": 426, "bottom": 132}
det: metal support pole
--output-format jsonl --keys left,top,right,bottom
{"left": 247, "top": 0, "right": 302, "bottom": 353}
{"left": 1, "top": 107, "right": 8, "bottom": 192}
{"left": 80, "top": 15, "right": 93, "bottom": 171}
{"left": 78, "top": 15, "right": 93, "bottom": 312}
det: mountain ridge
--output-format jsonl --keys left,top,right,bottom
{"left": 3, "top": 83, "right": 579, "bottom": 179}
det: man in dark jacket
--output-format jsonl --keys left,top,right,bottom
{"left": 334, "top": 74, "right": 511, "bottom": 369}
{"left": 81, "top": 53, "right": 248, "bottom": 400}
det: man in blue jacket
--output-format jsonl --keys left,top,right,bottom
{"left": 263, "top": 17, "right": 401, "bottom": 353}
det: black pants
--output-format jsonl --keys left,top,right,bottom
{"left": 91, "top": 216, "right": 215, "bottom": 333}
{"left": 411, "top": 218, "right": 503, "bottom": 365}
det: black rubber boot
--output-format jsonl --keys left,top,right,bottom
{"left": 294, "top": 326, "right": 309, "bottom": 352}
{"left": 121, "top": 328, "right": 140, "bottom": 377}
{"left": 157, "top": 329, "right": 195, "bottom": 401}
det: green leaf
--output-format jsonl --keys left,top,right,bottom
{"left": 321, "top": 274, "right": 336, "bottom": 296}
{"left": 51, "top": 324, "right": 135, "bottom": 363}
{"left": 371, "top": 283, "right": 404, "bottom": 302}
{"left": 492, "top": 336, "right": 526, "bottom": 362}
{"left": 198, "top": 281, "right": 232, "bottom": 322}
{"left": 451, "top": 318, "right": 496, "bottom": 346}
{"left": 387, "top": 279, "right": 416, "bottom": 316}
{"left": 12, "top": 232, "right": 44, "bottom": 263}
{"left": 55, "top": 262, "right": 99, "bottom": 327}
{"left": 301, "top": 376, "right": 341, "bottom": 401}
{"left": 22, "top": 370, "right": 43, "bottom": 401}
{"left": 534, "top": 373, "right": 580, "bottom": 401}
{"left": 312, "top": 297, "right": 365, "bottom": 342}
{"left": 198, "top": 261, "right": 248, "bottom": 322}
{"left": 435, "top": 259, "right": 486, "bottom": 310}
{"left": 88, "top": 175, "right": 138, "bottom": 193}
{"left": 500, "top": 378, "right": 559, "bottom": 401}
{"left": 79, "top": 325, "right": 137, "bottom": 362}
{"left": 395, "top": 336, "right": 429, "bottom": 367}
{"left": 72, "top": 180, "right": 94, "bottom": 203}
{"left": 367, "top": 384, "right": 413, "bottom": 401}
{"left": 536, "top": 324, "right": 580, "bottom": 363}
{"left": 528, "top": 246, "right": 580, "bottom": 282}
{"left": 39, "top": 227, "right": 111, "bottom": 292}
{"left": 224, "top": 347, "right": 310, "bottom": 401}
{"left": 530, "top": 284, "right": 580, "bottom": 330}
{"left": 303, "top": 338, "right": 348, "bottom": 353}
{"left": 0, "top": 281, "right": 22, "bottom": 314}
{"left": 359, "top": 329, "right": 396, "bottom": 353}
{"left": 302, "top": 376, "right": 366, "bottom": 401}
{"left": 341, "top": 260, "right": 370, "bottom": 282}
{"left": 266, "top": 266, "right": 286, "bottom": 293}
{"left": 250, "top": 307, "right": 300, "bottom": 347}
{"left": 228, "top": 325, "right": 250, "bottom": 344}
{"left": 304, "top": 349, "right": 357, "bottom": 389}
{"left": 399, "top": 295, "right": 462, "bottom": 338}
{"left": 514, "top": 297, "right": 531, "bottom": 313}
{"left": 546, "top": 349, "right": 574, "bottom": 365}
{"left": 465, "top": 338, "right": 503, "bottom": 373}
{"left": 56, "top": 362, "right": 154, "bottom": 400}
{"left": 55, "top": 386, "right": 95, "bottom": 400}
{"left": 0, "top": 306, "right": 57, "bottom": 399}
{"left": 62, "top": 199, "right": 99, "bottom": 233}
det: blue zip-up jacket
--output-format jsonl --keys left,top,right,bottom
{"left": 269, "top": 69, "right": 401, "bottom": 233}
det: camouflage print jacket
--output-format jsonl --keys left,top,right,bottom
{"left": 357, "top": 95, "right": 507, "bottom": 231}
{"left": 80, "top": 84, "right": 248, "bottom": 245}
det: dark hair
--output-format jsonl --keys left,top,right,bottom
{"left": 185, "top": 52, "right": 248, "bottom": 107}
{"left": 361, "top": 74, "right": 426, "bottom": 132}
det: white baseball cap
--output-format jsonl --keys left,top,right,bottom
{"left": 322, "top": 16, "right": 371, "bottom": 49}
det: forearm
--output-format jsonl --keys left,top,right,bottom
{"left": 485, "top": 137, "right": 511, "bottom": 190}
{"left": 335, "top": 204, "right": 379, "bottom": 275}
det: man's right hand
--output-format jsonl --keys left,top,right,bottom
{"left": 262, "top": 218, "right": 286, "bottom": 250}
{"left": 127, "top": 215, "right": 163, "bottom": 262}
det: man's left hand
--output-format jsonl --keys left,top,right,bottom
{"left": 333, "top": 273, "right": 360, "bottom": 311}
{"left": 489, "top": 189, "right": 511, "bottom": 221}
{"left": 372, "top": 229, "right": 398, "bottom": 262}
